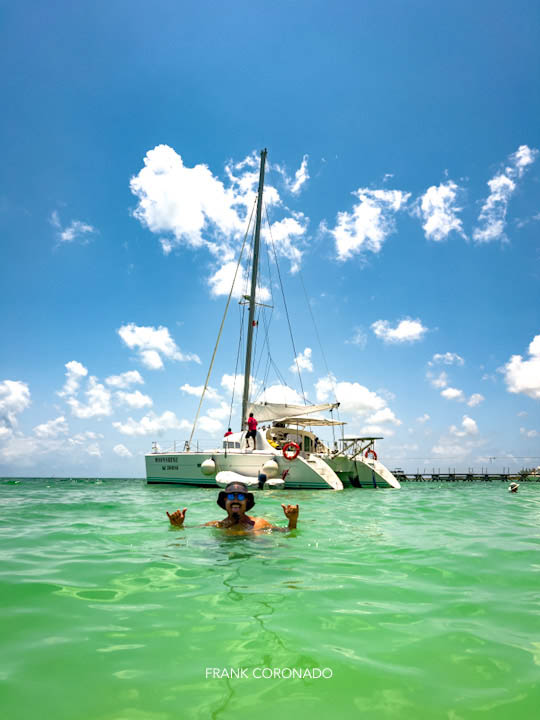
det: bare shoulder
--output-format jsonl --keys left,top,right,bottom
{"left": 250, "top": 516, "right": 272, "bottom": 529}
{"left": 204, "top": 520, "right": 222, "bottom": 527}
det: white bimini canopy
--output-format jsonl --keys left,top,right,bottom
{"left": 247, "top": 401, "right": 339, "bottom": 423}
{"left": 273, "top": 416, "right": 345, "bottom": 427}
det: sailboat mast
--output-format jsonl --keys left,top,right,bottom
{"left": 241, "top": 148, "right": 267, "bottom": 428}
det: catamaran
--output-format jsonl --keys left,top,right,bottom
{"left": 145, "top": 150, "right": 400, "bottom": 491}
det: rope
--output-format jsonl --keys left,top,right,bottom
{"left": 298, "top": 269, "right": 341, "bottom": 445}
{"left": 253, "top": 236, "right": 276, "bottom": 390}
{"left": 264, "top": 204, "right": 307, "bottom": 404}
{"left": 187, "top": 200, "right": 256, "bottom": 448}
{"left": 228, "top": 213, "right": 257, "bottom": 427}
{"left": 228, "top": 303, "right": 246, "bottom": 428}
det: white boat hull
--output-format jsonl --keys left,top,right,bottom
{"left": 145, "top": 449, "right": 342, "bottom": 489}
{"left": 145, "top": 449, "right": 399, "bottom": 490}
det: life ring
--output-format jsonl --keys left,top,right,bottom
{"left": 283, "top": 442, "right": 300, "bottom": 461}
{"left": 365, "top": 448, "right": 377, "bottom": 461}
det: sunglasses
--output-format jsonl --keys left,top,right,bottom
{"left": 227, "top": 492, "right": 245, "bottom": 501}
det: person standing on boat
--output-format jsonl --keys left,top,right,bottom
{"left": 166, "top": 481, "right": 299, "bottom": 533}
{"left": 224, "top": 428, "right": 233, "bottom": 437}
{"left": 245, "top": 412, "right": 258, "bottom": 450}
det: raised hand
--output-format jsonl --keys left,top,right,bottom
{"left": 167, "top": 508, "right": 187, "bottom": 527}
{"left": 281, "top": 503, "right": 299, "bottom": 529}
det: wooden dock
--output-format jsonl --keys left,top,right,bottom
{"left": 394, "top": 472, "right": 540, "bottom": 483}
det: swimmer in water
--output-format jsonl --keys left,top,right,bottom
{"left": 166, "top": 481, "right": 299, "bottom": 533}
{"left": 508, "top": 482, "right": 519, "bottom": 493}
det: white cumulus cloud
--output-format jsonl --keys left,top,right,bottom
{"left": 256, "top": 384, "right": 305, "bottom": 405}
{"left": 58, "top": 361, "right": 88, "bottom": 397}
{"left": 180, "top": 384, "right": 221, "bottom": 400}
{"left": 427, "top": 371, "right": 449, "bottom": 389}
{"left": 206, "top": 401, "right": 230, "bottom": 421}
{"left": 288, "top": 155, "right": 309, "bottom": 195}
{"left": 315, "top": 375, "right": 395, "bottom": 422}
{"left": 67, "top": 377, "right": 112, "bottom": 418}
{"left": 520, "top": 427, "right": 539, "bottom": 438}
{"left": 50, "top": 210, "right": 97, "bottom": 246}
{"left": 197, "top": 416, "right": 223, "bottom": 433}
{"left": 0, "top": 380, "right": 31, "bottom": 433}
{"left": 33, "top": 416, "right": 69, "bottom": 438}
{"left": 105, "top": 371, "right": 144, "bottom": 388}
{"left": 417, "top": 413, "right": 430, "bottom": 423}
{"left": 331, "top": 188, "right": 410, "bottom": 260}
{"left": 221, "top": 374, "right": 260, "bottom": 397}
{"left": 113, "top": 444, "right": 133, "bottom": 457}
{"left": 450, "top": 415, "right": 479, "bottom": 437}
{"left": 130, "top": 146, "right": 305, "bottom": 276}
{"left": 429, "top": 352, "right": 464, "bottom": 366}
{"left": 503, "top": 334, "right": 540, "bottom": 399}
{"left": 130, "top": 145, "right": 250, "bottom": 252}
{"left": 113, "top": 411, "right": 191, "bottom": 436}
{"left": 371, "top": 318, "right": 428, "bottom": 344}
{"left": 441, "top": 387, "right": 465, "bottom": 401}
{"left": 416, "top": 180, "right": 465, "bottom": 242}
{"left": 208, "top": 261, "right": 270, "bottom": 301}
{"left": 473, "top": 144, "right": 538, "bottom": 243}
{"left": 118, "top": 323, "right": 200, "bottom": 369}
{"left": 366, "top": 407, "right": 401, "bottom": 426}
{"left": 467, "top": 393, "right": 484, "bottom": 407}
{"left": 346, "top": 327, "right": 368, "bottom": 348}
{"left": 290, "top": 347, "right": 313, "bottom": 373}
{"left": 116, "top": 390, "right": 153, "bottom": 409}
{"left": 263, "top": 216, "right": 306, "bottom": 274}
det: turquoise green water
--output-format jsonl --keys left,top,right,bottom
{"left": 1, "top": 479, "right": 539, "bottom": 720}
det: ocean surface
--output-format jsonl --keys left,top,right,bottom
{"left": 1, "top": 478, "right": 539, "bottom": 720}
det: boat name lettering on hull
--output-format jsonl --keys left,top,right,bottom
{"left": 154, "top": 457, "right": 178, "bottom": 463}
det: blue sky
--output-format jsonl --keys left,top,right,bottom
{"left": 1, "top": 0, "right": 539, "bottom": 476}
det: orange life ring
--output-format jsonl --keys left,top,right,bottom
{"left": 283, "top": 442, "right": 300, "bottom": 461}
{"left": 365, "top": 448, "right": 378, "bottom": 461}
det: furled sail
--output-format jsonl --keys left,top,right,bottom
{"left": 247, "top": 401, "right": 339, "bottom": 423}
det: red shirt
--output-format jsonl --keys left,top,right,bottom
{"left": 224, "top": 431, "right": 233, "bottom": 437}
{"left": 247, "top": 417, "right": 257, "bottom": 431}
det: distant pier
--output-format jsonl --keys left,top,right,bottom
{"left": 393, "top": 472, "right": 540, "bottom": 483}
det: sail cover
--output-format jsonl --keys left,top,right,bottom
{"left": 247, "top": 401, "right": 339, "bottom": 423}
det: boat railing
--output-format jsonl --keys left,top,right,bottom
{"left": 150, "top": 438, "right": 229, "bottom": 453}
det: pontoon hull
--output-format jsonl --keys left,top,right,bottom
{"left": 146, "top": 450, "right": 341, "bottom": 489}
{"left": 146, "top": 450, "right": 399, "bottom": 489}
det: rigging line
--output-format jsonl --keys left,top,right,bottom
{"left": 257, "top": 302, "right": 273, "bottom": 392}
{"left": 254, "top": 238, "right": 276, "bottom": 390}
{"left": 251, "top": 305, "right": 262, "bottom": 390}
{"left": 252, "top": 273, "right": 273, "bottom": 383}
{"left": 257, "top": 300, "right": 273, "bottom": 384}
{"left": 188, "top": 199, "right": 256, "bottom": 448}
{"left": 262, "top": 353, "right": 272, "bottom": 391}
{"left": 228, "top": 302, "right": 246, "bottom": 428}
{"left": 298, "top": 269, "right": 341, "bottom": 420}
{"left": 253, "top": 309, "right": 266, "bottom": 382}
{"left": 251, "top": 261, "right": 267, "bottom": 374}
{"left": 264, "top": 204, "right": 307, "bottom": 405}
{"left": 269, "top": 355, "right": 289, "bottom": 388}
